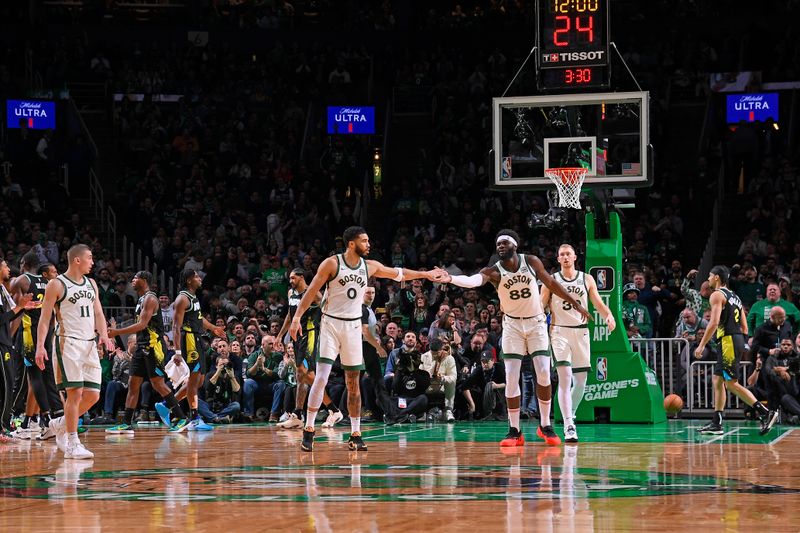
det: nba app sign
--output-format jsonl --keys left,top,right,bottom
{"left": 6, "top": 100, "right": 56, "bottom": 130}
{"left": 327, "top": 106, "right": 375, "bottom": 134}
{"left": 726, "top": 93, "right": 778, "bottom": 123}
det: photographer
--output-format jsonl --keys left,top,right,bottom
{"left": 200, "top": 340, "right": 241, "bottom": 423}
{"left": 384, "top": 331, "right": 418, "bottom": 392}
{"left": 779, "top": 347, "right": 800, "bottom": 424}
{"left": 762, "top": 338, "right": 798, "bottom": 409}
{"left": 420, "top": 339, "right": 457, "bottom": 422}
{"left": 386, "top": 333, "right": 429, "bottom": 424}
{"left": 461, "top": 351, "right": 506, "bottom": 420}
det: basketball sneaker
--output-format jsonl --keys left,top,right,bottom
{"left": 37, "top": 423, "right": 56, "bottom": 441}
{"left": 277, "top": 413, "right": 304, "bottom": 429}
{"left": 445, "top": 409, "right": 456, "bottom": 423}
{"left": 698, "top": 421, "right": 724, "bottom": 435}
{"left": 64, "top": 441, "right": 94, "bottom": 460}
{"left": 105, "top": 423, "right": 134, "bottom": 435}
{"left": 500, "top": 427, "right": 525, "bottom": 447}
{"left": 759, "top": 410, "right": 779, "bottom": 436}
{"left": 155, "top": 402, "right": 171, "bottom": 427}
{"left": 321, "top": 410, "right": 343, "bottom": 428}
{"left": 564, "top": 425, "right": 579, "bottom": 443}
{"left": 169, "top": 419, "right": 190, "bottom": 433}
{"left": 348, "top": 432, "right": 368, "bottom": 451}
{"left": 10, "top": 426, "right": 33, "bottom": 440}
{"left": 301, "top": 427, "right": 315, "bottom": 452}
{"left": 188, "top": 418, "right": 214, "bottom": 431}
{"left": 50, "top": 416, "right": 68, "bottom": 452}
{"left": 537, "top": 425, "right": 562, "bottom": 446}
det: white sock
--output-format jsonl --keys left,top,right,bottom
{"left": 305, "top": 410, "right": 317, "bottom": 430}
{"left": 539, "top": 399, "right": 551, "bottom": 427}
{"left": 67, "top": 432, "right": 79, "bottom": 445}
{"left": 508, "top": 408, "right": 520, "bottom": 431}
{"left": 571, "top": 372, "right": 588, "bottom": 417}
{"left": 351, "top": 417, "right": 361, "bottom": 434}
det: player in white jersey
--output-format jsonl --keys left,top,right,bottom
{"left": 36, "top": 244, "right": 114, "bottom": 460}
{"left": 541, "top": 244, "right": 616, "bottom": 443}
{"left": 441, "top": 229, "right": 590, "bottom": 447}
{"left": 290, "top": 225, "right": 445, "bottom": 452}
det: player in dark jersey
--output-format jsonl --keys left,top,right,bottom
{"left": 107, "top": 271, "right": 189, "bottom": 433}
{"left": 276, "top": 268, "right": 341, "bottom": 429}
{"left": 170, "top": 269, "right": 226, "bottom": 431}
{"left": 9, "top": 252, "right": 63, "bottom": 440}
{"left": 694, "top": 265, "right": 778, "bottom": 435}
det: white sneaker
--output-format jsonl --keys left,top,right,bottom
{"left": 564, "top": 424, "right": 578, "bottom": 443}
{"left": 321, "top": 410, "right": 343, "bottom": 428}
{"left": 278, "top": 412, "right": 290, "bottom": 423}
{"left": 277, "top": 413, "right": 305, "bottom": 429}
{"left": 445, "top": 409, "right": 455, "bottom": 423}
{"left": 10, "top": 427, "right": 33, "bottom": 440}
{"left": 64, "top": 441, "right": 94, "bottom": 460}
{"left": 37, "top": 423, "right": 56, "bottom": 441}
{"left": 51, "top": 417, "right": 68, "bottom": 452}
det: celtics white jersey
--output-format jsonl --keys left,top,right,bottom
{"left": 496, "top": 254, "right": 543, "bottom": 319}
{"left": 550, "top": 270, "right": 588, "bottom": 326}
{"left": 55, "top": 274, "right": 97, "bottom": 341}
{"left": 322, "top": 254, "right": 368, "bottom": 320}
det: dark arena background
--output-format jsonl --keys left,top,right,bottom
{"left": 1, "top": 1, "right": 800, "bottom": 531}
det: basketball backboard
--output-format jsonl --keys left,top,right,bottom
{"left": 492, "top": 91, "right": 651, "bottom": 189}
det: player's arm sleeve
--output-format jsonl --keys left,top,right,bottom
{"left": 449, "top": 273, "right": 486, "bottom": 288}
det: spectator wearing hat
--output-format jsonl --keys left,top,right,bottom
{"left": 622, "top": 283, "right": 652, "bottom": 338}
{"left": 461, "top": 350, "right": 506, "bottom": 420}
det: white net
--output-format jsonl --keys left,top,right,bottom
{"left": 544, "top": 167, "right": 588, "bottom": 209}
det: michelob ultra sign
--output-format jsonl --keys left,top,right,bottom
{"left": 7, "top": 100, "right": 56, "bottom": 130}
{"left": 327, "top": 106, "right": 375, "bottom": 134}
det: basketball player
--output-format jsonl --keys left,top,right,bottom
{"left": 35, "top": 244, "right": 113, "bottom": 459}
{"left": 441, "top": 230, "right": 590, "bottom": 447}
{"left": 10, "top": 251, "right": 63, "bottom": 440}
{"left": 693, "top": 265, "right": 778, "bottom": 435}
{"left": 277, "top": 267, "right": 343, "bottom": 430}
{"left": 106, "top": 271, "right": 189, "bottom": 433}
{"left": 289, "top": 226, "right": 445, "bottom": 452}
{"left": 168, "top": 269, "right": 226, "bottom": 431}
{"left": 541, "top": 244, "right": 616, "bottom": 443}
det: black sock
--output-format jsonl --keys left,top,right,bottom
{"left": 190, "top": 408, "right": 198, "bottom": 420}
{"left": 753, "top": 401, "right": 769, "bottom": 417}
{"left": 326, "top": 402, "right": 340, "bottom": 413}
{"left": 124, "top": 408, "right": 135, "bottom": 425}
{"left": 40, "top": 413, "right": 50, "bottom": 427}
{"left": 713, "top": 410, "right": 723, "bottom": 425}
{"left": 165, "top": 393, "right": 186, "bottom": 419}
{"left": 294, "top": 408, "right": 304, "bottom": 418}
{"left": 21, "top": 416, "right": 30, "bottom": 429}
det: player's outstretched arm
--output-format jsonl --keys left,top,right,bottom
{"left": 108, "top": 293, "right": 157, "bottom": 338}
{"left": 440, "top": 267, "right": 493, "bottom": 289}
{"left": 586, "top": 274, "right": 616, "bottom": 332}
{"left": 528, "top": 255, "right": 591, "bottom": 322}
{"left": 366, "top": 261, "right": 448, "bottom": 283}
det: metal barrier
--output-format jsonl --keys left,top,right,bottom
{"left": 630, "top": 337, "right": 755, "bottom": 415}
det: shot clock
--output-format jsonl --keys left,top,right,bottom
{"left": 536, "top": 0, "right": 610, "bottom": 90}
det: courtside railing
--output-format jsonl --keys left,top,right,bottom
{"left": 631, "top": 337, "right": 754, "bottom": 415}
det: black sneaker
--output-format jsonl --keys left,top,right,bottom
{"left": 301, "top": 428, "right": 315, "bottom": 452}
{"left": 698, "top": 421, "right": 724, "bottom": 434}
{"left": 348, "top": 432, "right": 368, "bottom": 451}
{"left": 759, "top": 410, "right": 779, "bottom": 436}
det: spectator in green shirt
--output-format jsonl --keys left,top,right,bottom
{"left": 747, "top": 283, "right": 800, "bottom": 334}
{"left": 261, "top": 255, "right": 288, "bottom": 296}
{"left": 622, "top": 283, "right": 652, "bottom": 338}
{"left": 243, "top": 335, "right": 285, "bottom": 422}
{"left": 730, "top": 264, "right": 766, "bottom": 309}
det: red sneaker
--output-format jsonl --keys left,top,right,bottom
{"left": 536, "top": 425, "right": 562, "bottom": 446}
{"left": 500, "top": 427, "right": 525, "bottom": 447}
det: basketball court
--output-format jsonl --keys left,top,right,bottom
{"left": 2, "top": 422, "right": 799, "bottom": 532}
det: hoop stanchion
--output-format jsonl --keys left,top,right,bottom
{"left": 544, "top": 167, "right": 587, "bottom": 209}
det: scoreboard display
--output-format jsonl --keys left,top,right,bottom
{"left": 536, "top": 0, "right": 610, "bottom": 90}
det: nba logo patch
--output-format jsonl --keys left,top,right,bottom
{"left": 596, "top": 357, "right": 607, "bottom": 381}
{"left": 501, "top": 157, "right": 512, "bottom": 179}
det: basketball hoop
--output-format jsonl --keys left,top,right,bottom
{"left": 544, "top": 167, "right": 588, "bottom": 209}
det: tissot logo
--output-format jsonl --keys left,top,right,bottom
{"left": 543, "top": 51, "right": 605, "bottom": 64}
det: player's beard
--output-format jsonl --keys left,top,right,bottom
{"left": 355, "top": 244, "right": 369, "bottom": 257}
{"left": 497, "top": 247, "right": 515, "bottom": 260}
